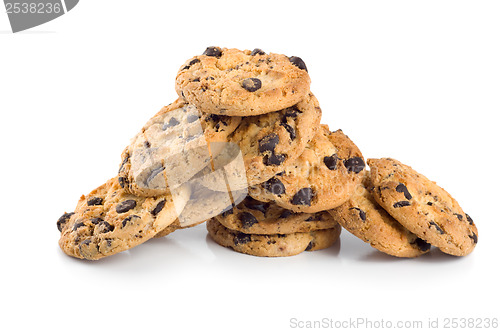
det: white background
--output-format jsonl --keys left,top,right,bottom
{"left": 1, "top": 1, "right": 499, "bottom": 331}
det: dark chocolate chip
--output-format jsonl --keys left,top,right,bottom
{"left": 288, "top": 56, "right": 308, "bottom": 72}
{"left": 241, "top": 78, "right": 262, "bottom": 92}
{"left": 324, "top": 154, "right": 340, "bottom": 170}
{"left": 234, "top": 232, "right": 252, "bottom": 245}
{"left": 121, "top": 215, "right": 136, "bottom": 228}
{"left": 243, "top": 197, "right": 269, "bottom": 215}
{"left": 239, "top": 212, "right": 258, "bottom": 229}
{"left": 182, "top": 58, "right": 200, "bottom": 70}
{"left": 250, "top": 48, "right": 265, "bottom": 56}
{"left": 263, "top": 153, "right": 286, "bottom": 166}
{"left": 99, "top": 221, "right": 114, "bottom": 233}
{"left": 206, "top": 114, "right": 221, "bottom": 123}
{"left": 57, "top": 212, "right": 74, "bottom": 232}
{"left": 187, "top": 114, "right": 199, "bottom": 123}
{"left": 118, "top": 177, "right": 128, "bottom": 189}
{"left": 291, "top": 188, "right": 313, "bottom": 206}
{"left": 222, "top": 208, "right": 234, "bottom": 217}
{"left": 454, "top": 213, "right": 463, "bottom": 221}
{"left": 258, "top": 133, "right": 279, "bottom": 153}
{"left": 466, "top": 214, "right": 474, "bottom": 225}
{"left": 469, "top": 232, "right": 478, "bottom": 244}
{"left": 396, "top": 183, "right": 412, "bottom": 200}
{"left": 305, "top": 241, "right": 314, "bottom": 251}
{"left": 91, "top": 217, "right": 103, "bottom": 225}
{"left": 116, "top": 200, "right": 137, "bottom": 214}
{"left": 349, "top": 207, "right": 366, "bottom": 221}
{"left": 72, "top": 222, "right": 85, "bottom": 231}
{"left": 393, "top": 201, "right": 411, "bottom": 208}
{"left": 118, "top": 154, "right": 129, "bottom": 173}
{"left": 79, "top": 239, "right": 92, "bottom": 252}
{"left": 263, "top": 177, "right": 286, "bottom": 195}
{"left": 151, "top": 200, "right": 166, "bottom": 216}
{"left": 427, "top": 202, "right": 433, "bottom": 206}
{"left": 284, "top": 107, "right": 301, "bottom": 118}
{"left": 87, "top": 197, "right": 104, "bottom": 206}
{"left": 279, "top": 210, "right": 294, "bottom": 219}
{"left": 344, "top": 157, "right": 365, "bottom": 174}
{"left": 163, "top": 117, "right": 180, "bottom": 130}
{"left": 412, "top": 238, "right": 431, "bottom": 252}
{"left": 144, "top": 141, "right": 151, "bottom": 148}
{"left": 429, "top": 222, "right": 445, "bottom": 234}
{"left": 281, "top": 122, "right": 296, "bottom": 140}
{"left": 203, "top": 46, "right": 222, "bottom": 58}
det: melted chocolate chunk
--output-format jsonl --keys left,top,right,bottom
{"left": 151, "top": 200, "right": 166, "bottom": 216}
{"left": 234, "top": 232, "right": 252, "bottom": 245}
{"left": 412, "top": 238, "right": 431, "bottom": 252}
{"left": 258, "top": 133, "right": 279, "bottom": 153}
{"left": 116, "top": 200, "right": 137, "bottom": 214}
{"left": 291, "top": 188, "right": 313, "bottom": 206}
{"left": 57, "top": 212, "right": 74, "bottom": 232}
{"left": 250, "top": 48, "right": 266, "bottom": 56}
{"left": 263, "top": 153, "right": 286, "bottom": 166}
{"left": 349, "top": 207, "right": 367, "bottom": 221}
{"left": 344, "top": 157, "right": 365, "bottom": 174}
{"left": 323, "top": 154, "right": 340, "bottom": 170}
{"left": 72, "top": 222, "right": 85, "bottom": 231}
{"left": 466, "top": 214, "right": 474, "bottom": 225}
{"left": 99, "top": 221, "right": 114, "bottom": 233}
{"left": 288, "top": 56, "right": 308, "bottom": 72}
{"left": 262, "top": 177, "right": 285, "bottom": 195}
{"left": 469, "top": 232, "right": 478, "bottom": 244}
{"left": 241, "top": 78, "right": 262, "bottom": 92}
{"left": 429, "top": 222, "right": 445, "bottom": 234}
{"left": 281, "top": 122, "right": 296, "bottom": 140}
{"left": 87, "top": 197, "right": 104, "bottom": 206}
{"left": 239, "top": 212, "right": 258, "bottom": 229}
{"left": 163, "top": 117, "right": 180, "bottom": 130}
{"left": 396, "top": 183, "right": 412, "bottom": 200}
{"left": 243, "top": 197, "right": 269, "bottom": 215}
{"left": 203, "top": 46, "right": 222, "bottom": 58}
{"left": 393, "top": 201, "right": 411, "bottom": 208}
{"left": 91, "top": 218, "right": 103, "bottom": 225}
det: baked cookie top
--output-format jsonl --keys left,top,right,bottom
{"left": 249, "top": 125, "right": 365, "bottom": 213}
{"left": 368, "top": 158, "right": 478, "bottom": 256}
{"left": 215, "top": 196, "right": 338, "bottom": 235}
{"left": 228, "top": 92, "right": 321, "bottom": 186}
{"left": 175, "top": 47, "right": 311, "bottom": 116}
{"left": 328, "top": 173, "right": 431, "bottom": 258}
{"left": 57, "top": 177, "right": 190, "bottom": 260}
{"left": 118, "top": 99, "right": 241, "bottom": 197}
{"left": 207, "top": 218, "right": 341, "bottom": 257}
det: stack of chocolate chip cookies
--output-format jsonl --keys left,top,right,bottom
{"left": 56, "top": 46, "right": 478, "bottom": 260}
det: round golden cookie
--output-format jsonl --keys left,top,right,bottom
{"left": 368, "top": 158, "right": 478, "bottom": 256}
{"left": 328, "top": 172, "right": 431, "bottom": 258}
{"left": 57, "top": 177, "right": 190, "bottom": 260}
{"left": 216, "top": 196, "right": 338, "bottom": 235}
{"left": 207, "top": 219, "right": 341, "bottom": 257}
{"left": 249, "top": 125, "right": 365, "bottom": 213}
{"left": 175, "top": 47, "right": 311, "bottom": 116}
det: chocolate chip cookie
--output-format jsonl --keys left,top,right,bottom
{"left": 207, "top": 218, "right": 341, "bottom": 257}
{"left": 328, "top": 172, "right": 431, "bottom": 257}
{"left": 216, "top": 196, "right": 338, "bottom": 235}
{"left": 228, "top": 92, "right": 322, "bottom": 186}
{"left": 249, "top": 125, "right": 365, "bottom": 213}
{"left": 118, "top": 98, "right": 241, "bottom": 197}
{"left": 368, "top": 158, "right": 478, "bottom": 256}
{"left": 175, "top": 47, "right": 311, "bottom": 116}
{"left": 57, "top": 177, "right": 190, "bottom": 260}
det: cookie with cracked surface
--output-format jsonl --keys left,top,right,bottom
{"left": 228, "top": 92, "right": 321, "bottom": 186}
{"left": 368, "top": 158, "right": 478, "bottom": 256}
{"left": 118, "top": 98, "right": 241, "bottom": 196}
{"left": 57, "top": 177, "right": 190, "bottom": 260}
{"left": 206, "top": 219, "right": 341, "bottom": 257}
{"left": 215, "top": 196, "right": 338, "bottom": 235}
{"left": 249, "top": 125, "right": 365, "bottom": 213}
{"left": 328, "top": 172, "right": 430, "bottom": 258}
{"left": 175, "top": 47, "right": 311, "bottom": 116}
